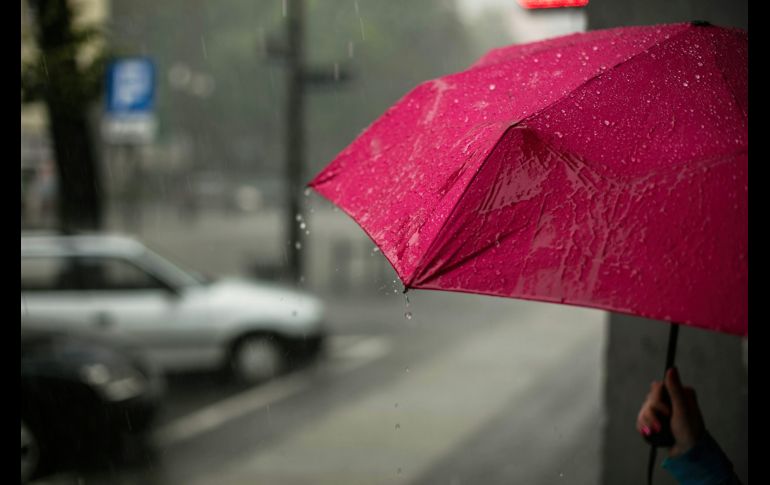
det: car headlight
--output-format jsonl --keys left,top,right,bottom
{"left": 79, "top": 363, "right": 148, "bottom": 402}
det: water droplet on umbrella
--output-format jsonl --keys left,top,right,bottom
{"left": 489, "top": 84, "right": 496, "bottom": 91}
{"left": 295, "top": 214, "right": 303, "bottom": 222}
{"left": 405, "top": 312, "right": 413, "bottom": 320}
{"left": 295, "top": 242, "right": 302, "bottom": 250}
{"left": 683, "top": 82, "right": 689, "bottom": 87}
{"left": 604, "top": 120, "right": 610, "bottom": 126}
{"left": 405, "top": 367, "right": 410, "bottom": 373}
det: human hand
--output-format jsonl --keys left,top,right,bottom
{"left": 637, "top": 367, "right": 706, "bottom": 457}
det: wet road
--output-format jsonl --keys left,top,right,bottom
{"left": 32, "top": 290, "right": 607, "bottom": 485}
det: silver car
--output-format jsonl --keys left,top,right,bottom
{"left": 21, "top": 233, "right": 326, "bottom": 385}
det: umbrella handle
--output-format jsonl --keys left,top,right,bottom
{"left": 645, "top": 323, "right": 680, "bottom": 485}
{"left": 644, "top": 323, "right": 680, "bottom": 447}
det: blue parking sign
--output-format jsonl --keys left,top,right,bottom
{"left": 105, "top": 58, "right": 155, "bottom": 114}
{"left": 103, "top": 58, "right": 157, "bottom": 143}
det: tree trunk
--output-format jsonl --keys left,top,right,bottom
{"left": 30, "top": 0, "right": 103, "bottom": 232}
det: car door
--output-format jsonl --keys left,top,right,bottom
{"left": 21, "top": 254, "right": 95, "bottom": 332}
{"left": 75, "top": 256, "right": 220, "bottom": 372}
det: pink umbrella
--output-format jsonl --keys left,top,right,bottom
{"left": 310, "top": 21, "right": 747, "bottom": 479}
{"left": 310, "top": 21, "right": 747, "bottom": 337}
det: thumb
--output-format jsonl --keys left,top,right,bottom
{"left": 664, "top": 367, "right": 686, "bottom": 408}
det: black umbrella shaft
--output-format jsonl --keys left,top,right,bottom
{"left": 664, "top": 323, "right": 680, "bottom": 373}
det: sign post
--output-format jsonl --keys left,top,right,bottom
{"left": 102, "top": 58, "right": 157, "bottom": 230}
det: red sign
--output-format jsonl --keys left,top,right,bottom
{"left": 518, "top": 0, "right": 589, "bottom": 8}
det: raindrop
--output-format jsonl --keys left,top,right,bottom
{"left": 372, "top": 246, "right": 380, "bottom": 253}
{"left": 300, "top": 222, "right": 307, "bottom": 230}
{"left": 295, "top": 214, "right": 303, "bottom": 222}
{"left": 556, "top": 53, "right": 562, "bottom": 59}
{"left": 304, "top": 188, "right": 311, "bottom": 196}
{"left": 395, "top": 423, "right": 400, "bottom": 430}
{"left": 488, "top": 84, "right": 496, "bottom": 91}
{"left": 295, "top": 242, "right": 302, "bottom": 250}
{"left": 683, "top": 82, "right": 689, "bottom": 87}
{"left": 405, "top": 312, "right": 413, "bottom": 320}
{"left": 695, "top": 75, "right": 701, "bottom": 80}
{"left": 405, "top": 367, "right": 410, "bottom": 373}
{"left": 592, "top": 46, "right": 598, "bottom": 51}
{"left": 555, "top": 132, "right": 563, "bottom": 138}
{"left": 604, "top": 120, "right": 610, "bottom": 126}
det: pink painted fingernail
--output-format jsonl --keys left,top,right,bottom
{"left": 641, "top": 425, "right": 651, "bottom": 436}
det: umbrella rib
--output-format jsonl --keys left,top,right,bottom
{"left": 705, "top": 32, "right": 748, "bottom": 122}
{"left": 512, "top": 26, "right": 694, "bottom": 129}
{"left": 406, "top": 123, "right": 525, "bottom": 287}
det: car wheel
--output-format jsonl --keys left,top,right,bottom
{"left": 21, "top": 420, "right": 42, "bottom": 484}
{"left": 230, "top": 335, "right": 285, "bottom": 386}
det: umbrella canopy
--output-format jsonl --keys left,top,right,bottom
{"left": 310, "top": 22, "right": 747, "bottom": 337}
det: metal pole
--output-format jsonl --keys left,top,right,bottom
{"left": 285, "top": 0, "right": 305, "bottom": 284}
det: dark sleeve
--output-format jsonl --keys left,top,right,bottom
{"left": 661, "top": 432, "right": 742, "bottom": 485}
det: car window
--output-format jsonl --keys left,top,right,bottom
{"left": 78, "top": 257, "right": 168, "bottom": 291}
{"left": 21, "top": 256, "right": 80, "bottom": 291}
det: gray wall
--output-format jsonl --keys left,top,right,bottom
{"left": 584, "top": 1, "right": 748, "bottom": 484}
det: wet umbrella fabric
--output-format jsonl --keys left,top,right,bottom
{"left": 309, "top": 22, "right": 747, "bottom": 337}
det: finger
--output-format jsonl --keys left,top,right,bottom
{"left": 637, "top": 408, "right": 661, "bottom": 435}
{"left": 648, "top": 399, "right": 672, "bottom": 417}
{"left": 648, "top": 380, "right": 664, "bottom": 400}
{"left": 665, "top": 367, "right": 687, "bottom": 408}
